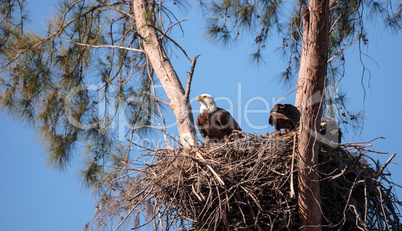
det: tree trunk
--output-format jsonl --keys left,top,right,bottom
{"left": 295, "top": 0, "right": 329, "bottom": 230}
{"left": 132, "top": 0, "right": 197, "bottom": 146}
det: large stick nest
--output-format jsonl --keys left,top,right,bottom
{"left": 93, "top": 132, "right": 401, "bottom": 230}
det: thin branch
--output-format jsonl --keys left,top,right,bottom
{"left": 327, "top": 53, "right": 339, "bottom": 63}
{"left": 152, "top": 26, "right": 192, "bottom": 62}
{"left": 143, "top": 91, "right": 171, "bottom": 107}
{"left": 195, "top": 152, "right": 225, "bottom": 186}
{"left": 342, "top": 136, "right": 385, "bottom": 145}
{"left": 329, "top": 14, "right": 342, "bottom": 34}
{"left": 95, "top": 0, "right": 136, "bottom": 21}
{"left": 375, "top": 153, "right": 397, "bottom": 179}
{"left": 114, "top": 207, "right": 135, "bottom": 231}
{"left": 143, "top": 125, "right": 182, "bottom": 145}
{"left": 184, "top": 55, "right": 200, "bottom": 101}
{"left": 71, "top": 41, "right": 144, "bottom": 52}
{"left": 290, "top": 133, "right": 296, "bottom": 198}
{"left": 161, "top": 18, "right": 189, "bottom": 40}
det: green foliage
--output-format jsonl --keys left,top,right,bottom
{"left": 200, "top": 0, "right": 402, "bottom": 126}
{"left": 0, "top": 0, "right": 180, "bottom": 197}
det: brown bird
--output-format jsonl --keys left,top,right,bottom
{"left": 269, "top": 103, "right": 300, "bottom": 132}
{"left": 196, "top": 94, "right": 241, "bottom": 143}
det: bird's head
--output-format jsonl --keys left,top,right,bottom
{"left": 321, "top": 117, "right": 338, "bottom": 129}
{"left": 196, "top": 94, "right": 217, "bottom": 113}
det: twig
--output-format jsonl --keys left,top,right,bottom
{"left": 143, "top": 125, "right": 181, "bottom": 146}
{"left": 114, "top": 207, "right": 135, "bottom": 231}
{"left": 71, "top": 41, "right": 144, "bottom": 52}
{"left": 192, "top": 183, "right": 205, "bottom": 201}
{"left": 290, "top": 133, "right": 296, "bottom": 198}
{"left": 377, "top": 187, "right": 390, "bottom": 230}
{"left": 195, "top": 152, "right": 225, "bottom": 186}
{"left": 359, "top": 148, "right": 388, "bottom": 154}
{"left": 184, "top": 55, "right": 200, "bottom": 101}
{"left": 329, "top": 14, "right": 342, "bottom": 34}
{"left": 241, "top": 186, "right": 263, "bottom": 212}
{"left": 327, "top": 53, "right": 339, "bottom": 63}
{"left": 95, "top": 0, "right": 136, "bottom": 21}
{"left": 364, "top": 182, "right": 368, "bottom": 224}
{"left": 161, "top": 18, "right": 189, "bottom": 40}
{"left": 342, "top": 137, "right": 385, "bottom": 145}
{"left": 375, "top": 153, "right": 396, "bottom": 179}
{"left": 143, "top": 91, "right": 171, "bottom": 107}
{"left": 153, "top": 26, "right": 192, "bottom": 62}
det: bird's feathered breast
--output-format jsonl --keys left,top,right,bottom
{"left": 196, "top": 107, "right": 241, "bottom": 140}
{"left": 269, "top": 104, "right": 300, "bottom": 131}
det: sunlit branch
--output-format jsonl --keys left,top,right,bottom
{"left": 184, "top": 55, "right": 200, "bottom": 101}
{"left": 143, "top": 91, "right": 170, "bottom": 107}
{"left": 70, "top": 41, "right": 144, "bottom": 53}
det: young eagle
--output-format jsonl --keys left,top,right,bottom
{"left": 196, "top": 94, "right": 241, "bottom": 143}
{"left": 320, "top": 117, "right": 342, "bottom": 144}
{"left": 269, "top": 104, "right": 300, "bottom": 132}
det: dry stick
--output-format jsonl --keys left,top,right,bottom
{"left": 364, "top": 182, "right": 368, "bottom": 224}
{"left": 142, "top": 125, "right": 181, "bottom": 145}
{"left": 290, "top": 133, "right": 296, "bottom": 198}
{"left": 329, "top": 13, "right": 342, "bottom": 35}
{"left": 161, "top": 18, "right": 189, "bottom": 40}
{"left": 375, "top": 153, "right": 397, "bottom": 179}
{"left": 377, "top": 187, "right": 391, "bottom": 230}
{"left": 184, "top": 55, "right": 201, "bottom": 101}
{"left": 342, "top": 136, "right": 385, "bottom": 145}
{"left": 195, "top": 152, "right": 225, "bottom": 186}
{"left": 114, "top": 207, "right": 135, "bottom": 231}
{"left": 71, "top": 41, "right": 144, "bottom": 52}
{"left": 143, "top": 91, "right": 171, "bottom": 107}
{"left": 95, "top": 0, "right": 136, "bottom": 20}
{"left": 240, "top": 185, "right": 263, "bottom": 212}
{"left": 192, "top": 183, "right": 205, "bottom": 201}
{"left": 359, "top": 148, "right": 388, "bottom": 154}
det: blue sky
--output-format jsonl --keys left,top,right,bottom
{"left": 1, "top": 1, "right": 402, "bottom": 230}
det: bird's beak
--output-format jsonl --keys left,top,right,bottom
{"left": 320, "top": 121, "right": 326, "bottom": 127}
{"left": 196, "top": 95, "right": 202, "bottom": 101}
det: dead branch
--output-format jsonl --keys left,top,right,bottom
{"left": 184, "top": 55, "right": 200, "bottom": 101}
{"left": 71, "top": 41, "right": 144, "bottom": 52}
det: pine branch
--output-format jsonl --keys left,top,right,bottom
{"left": 143, "top": 91, "right": 171, "bottom": 108}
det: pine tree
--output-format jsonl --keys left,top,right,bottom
{"left": 1, "top": 0, "right": 402, "bottom": 230}
{"left": 200, "top": 0, "right": 402, "bottom": 229}
{"left": 0, "top": 0, "right": 197, "bottom": 192}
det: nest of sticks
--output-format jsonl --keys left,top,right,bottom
{"left": 93, "top": 131, "right": 401, "bottom": 230}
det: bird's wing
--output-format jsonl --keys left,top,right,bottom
{"left": 196, "top": 114, "right": 208, "bottom": 139}
{"left": 214, "top": 108, "right": 241, "bottom": 131}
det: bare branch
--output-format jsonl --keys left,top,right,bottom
{"left": 143, "top": 125, "right": 181, "bottom": 146}
{"left": 184, "top": 55, "right": 200, "bottom": 101}
{"left": 114, "top": 207, "right": 135, "bottom": 231}
{"left": 290, "top": 133, "right": 296, "bottom": 198}
{"left": 95, "top": 0, "right": 136, "bottom": 21}
{"left": 153, "top": 26, "right": 192, "bottom": 62}
{"left": 195, "top": 151, "right": 225, "bottom": 186}
{"left": 329, "top": 14, "right": 342, "bottom": 34}
{"left": 71, "top": 41, "right": 144, "bottom": 52}
{"left": 143, "top": 91, "right": 171, "bottom": 108}
{"left": 375, "top": 153, "right": 397, "bottom": 179}
{"left": 161, "top": 18, "right": 189, "bottom": 40}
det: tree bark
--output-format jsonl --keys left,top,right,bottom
{"left": 295, "top": 0, "right": 330, "bottom": 230}
{"left": 132, "top": 0, "right": 197, "bottom": 146}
